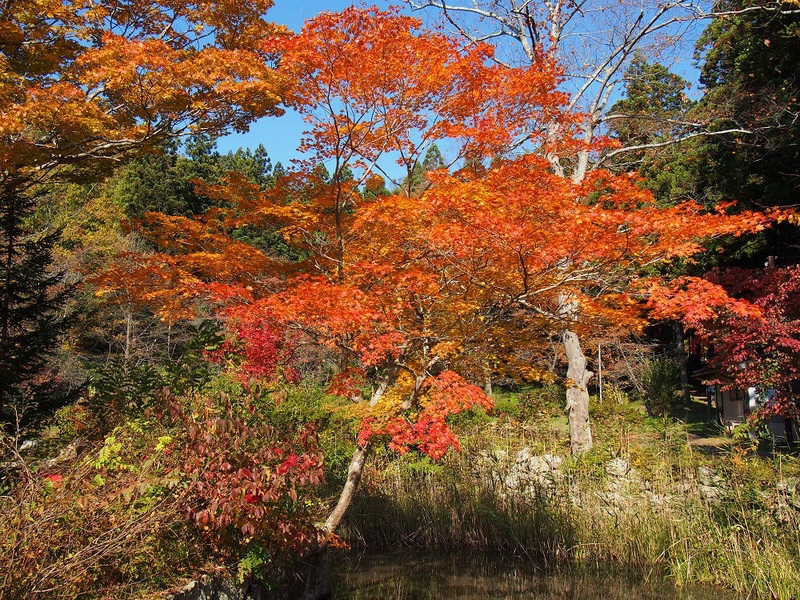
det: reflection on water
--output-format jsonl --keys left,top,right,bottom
{"left": 330, "top": 550, "right": 735, "bottom": 600}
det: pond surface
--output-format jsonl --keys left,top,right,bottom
{"left": 330, "top": 550, "right": 738, "bottom": 599}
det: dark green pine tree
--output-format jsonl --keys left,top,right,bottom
{"left": 218, "top": 144, "right": 274, "bottom": 189}
{"left": 608, "top": 51, "right": 694, "bottom": 149}
{"left": 0, "top": 188, "right": 73, "bottom": 419}
{"left": 605, "top": 51, "right": 698, "bottom": 205}
{"left": 689, "top": 0, "right": 799, "bottom": 264}
{"left": 112, "top": 142, "right": 194, "bottom": 218}
{"left": 422, "top": 143, "right": 446, "bottom": 172}
{"left": 694, "top": 0, "right": 800, "bottom": 211}
{"left": 405, "top": 143, "right": 447, "bottom": 196}
{"left": 116, "top": 138, "right": 279, "bottom": 219}
{"left": 251, "top": 144, "right": 273, "bottom": 188}
{"left": 333, "top": 163, "right": 354, "bottom": 184}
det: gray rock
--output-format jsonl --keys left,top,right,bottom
{"left": 645, "top": 491, "right": 672, "bottom": 509}
{"left": 504, "top": 449, "right": 564, "bottom": 496}
{"left": 19, "top": 439, "right": 39, "bottom": 453}
{"left": 697, "top": 465, "right": 724, "bottom": 488}
{"left": 165, "top": 576, "right": 260, "bottom": 600}
{"left": 605, "top": 458, "right": 630, "bottom": 478}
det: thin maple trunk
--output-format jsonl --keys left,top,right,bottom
{"left": 334, "top": 207, "right": 344, "bottom": 283}
{"left": 564, "top": 328, "right": 593, "bottom": 456}
{"left": 322, "top": 441, "right": 370, "bottom": 537}
{"left": 124, "top": 310, "right": 133, "bottom": 363}
{"left": 322, "top": 371, "right": 394, "bottom": 540}
{"left": 333, "top": 173, "right": 345, "bottom": 283}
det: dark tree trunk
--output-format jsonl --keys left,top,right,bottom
{"left": 673, "top": 321, "right": 691, "bottom": 404}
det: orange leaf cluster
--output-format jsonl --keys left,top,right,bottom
{"left": 358, "top": 371, "right": 492, "bottom": 459}
{"left": 270, "top": 7, "right": 571, "bottom": 171}
{"left": 0, "top": 0, "right": 287, "bottom": 187}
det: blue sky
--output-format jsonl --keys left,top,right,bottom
{"left": 216, "top": 1, "right": 396, "bottom": 169}
{"left": 268, "top": 1, "right": 390, "bottom": 30}
{"left": 216, "top": 1, "right": 705, "bottom": 176}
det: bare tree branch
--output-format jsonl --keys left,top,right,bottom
{"left": 596, "top": 127, "right": 753, "bottom": 166}
{"left": 404, "top": 0, "right": 797, "bottom": 181}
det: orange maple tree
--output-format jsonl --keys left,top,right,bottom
{"left": 0, "top": 0, "right": 287, "bottom": 192}
{"left": 0, "top": 0, "right": 292, "bottom": 413}
{"left": 98, "top": 7, "right": 780, "bottom": 536}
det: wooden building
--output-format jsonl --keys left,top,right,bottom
{"left": 706, "top": 379, "right": 798, "bottom": 446}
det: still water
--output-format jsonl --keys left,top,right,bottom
{"left": 330, "top": 550, "right": 737, "bottom": 599}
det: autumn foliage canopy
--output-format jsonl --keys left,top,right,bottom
{"left": 0, "top": 0, "right": 287, "bottom": 193}
{"left": 97, "top": 8, "right": 780, "bottom": 462}
{"left": 652, "top": 265, "right": 800, "bottom": 419}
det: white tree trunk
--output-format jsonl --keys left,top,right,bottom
{"left": 564, "top": 328, "right": 593, "bottom": 455}
{"left": 321, "top": 371, "right": 398, "bottom": 540}
{"left": 322, "top": 442, "right": 370, "bottom": 538}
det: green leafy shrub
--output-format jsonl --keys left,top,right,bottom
{"left": 637, "top": 356, "right": 680, "bottom": 418}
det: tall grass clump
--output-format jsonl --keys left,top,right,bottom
{"left": 345, "top": 451, "right": 576, "bottom": 565}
